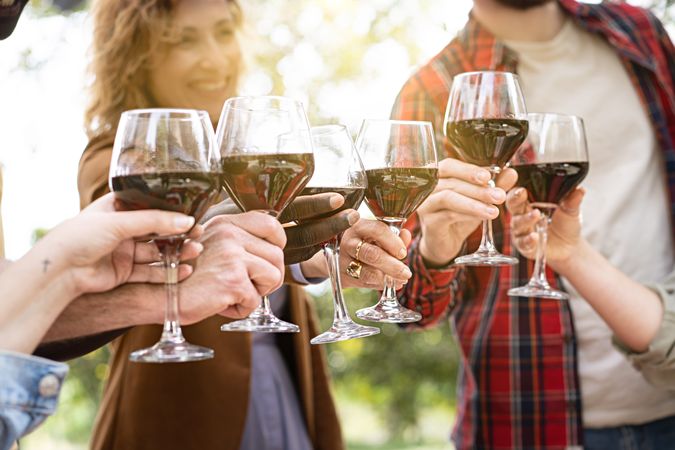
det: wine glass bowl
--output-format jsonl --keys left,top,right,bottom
{"left": 355, "top": 119, "right": 439, "bottom": 323}
{"left": 109, "top": 108, "right": 221, "bottom": 363}
{"left": 508, "top": 113, "right": 589, "bottom": 300}
{"left": 216, "top": 96, "right": 314, "bottom": 333}
{"left": 444, "top": 71, "right": 528, "bottom": 266}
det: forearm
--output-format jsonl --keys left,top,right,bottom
{"left": 553, "top": 239, "right": 663, "bottom": 352}
{"left": 0, "top": 248, "right": 77, "bottom": 353}
{"left": 42, "top": 283, "right": 160, "bottom": 343}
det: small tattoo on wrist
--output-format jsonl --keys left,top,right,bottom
{"left": 42, "top": 259, "right": 51, "bottom": 273}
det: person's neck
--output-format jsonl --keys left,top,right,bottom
{"left": 472, "top": 1, "right": 566, "bottom": 42}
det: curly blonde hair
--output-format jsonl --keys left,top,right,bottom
{"left": 85, "top": 0, "right": 241, "bottom": 138}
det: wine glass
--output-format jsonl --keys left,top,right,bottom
{"left": 302, "top": 125, "right": 380, "bottom": 344}
{"left": 508, "top": 113, "right": 589, "bottom": 300}
{"left": 109, "top": 108, "right": 221, "bottom": 363}
{"left": 216, "top": 96, "right": 314, "bottom": 333}
{"left": 444, "top": 71, "right": 529, "bottom": 266}
{"left": 355, "top": 119, "right": 439, "bottom": 323}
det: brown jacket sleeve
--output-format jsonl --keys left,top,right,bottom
{"left": 78, "top": 133, "right": 115, "bottom": 208}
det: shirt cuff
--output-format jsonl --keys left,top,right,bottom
{"left": 0, "top": 351, "right": 68, "bottom": 415}
{"left": 409, "top": 237, "right": 458, "bottom": 291}
{"left": 289, "top": 263, "right": 326, "bottom": 286}
{"left": 613, "top": 282, "right": 675, "bottom": 366}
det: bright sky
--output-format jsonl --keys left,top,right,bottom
{"left": 0, "top": 0, "right": 667, "bottom": 259}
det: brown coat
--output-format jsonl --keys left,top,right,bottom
{"left": 78, "top": 135, "right": 344, "bottom": 450}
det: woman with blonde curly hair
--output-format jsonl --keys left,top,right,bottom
{"left": 77, "top": 1, "right": 344, "bottom": 449}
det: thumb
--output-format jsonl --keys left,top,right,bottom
{"left": 107, "top": 210, "right": 195, "bottom": 240}
{"left": 559, "top": 187, "right": 585, "bottom": 216}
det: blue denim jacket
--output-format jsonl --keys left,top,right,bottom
{"left": 0, "top": 351, "right": 68, "bottom": 450}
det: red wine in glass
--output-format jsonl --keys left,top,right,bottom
{"left": 514, "top": 161, "right": 589, "bottom": 210}
{"left": 221, "top": 153, "right": 314, "bottom": 216}
{"left": 364, "top": 167, "right": 438, "bottom": 221}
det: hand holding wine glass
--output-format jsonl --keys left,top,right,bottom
{"left": 109, "top": 108, "right": 222, "bottom": 363}
{"left": 443, "top": 71, "right": 528, "bottom": 266}
{"left": 507, "top": 113, "right": 589, "bottom": 300}
{"left": 415, "top": 158, "right": 518, "bottom": 267}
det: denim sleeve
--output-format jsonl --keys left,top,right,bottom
{"left": 0, "top": 352, "right": 68, "bottom": 450}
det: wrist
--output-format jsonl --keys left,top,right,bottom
{"left": 549, "top": 238, "right": 593, "bottom": 276}
{"left": 300, "top": 253, "right": 327, "bottom": 279}
{"left": 419, "top": 235, "right": 455, "bottom": 268}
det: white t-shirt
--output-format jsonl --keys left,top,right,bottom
{"left": 505, "top": 18, "right": 675, "bottom": 428}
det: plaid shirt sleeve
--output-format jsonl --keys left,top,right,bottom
{"left": 390, "top": 75, "right": 464, "bottom": 327}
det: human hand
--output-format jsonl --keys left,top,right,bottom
{"left": 52, "top": 193, "right": 203, "bottom": 296}
{"left": 416, "top": 157, "right": 517, "bottom": 266}
{"left": 506, "top": 186, "right": 585, "bottom": 268}
{"left": 337, "top": 219, "right": 412, "bottom": 289}
{"left": 280, "top": 193, "right": 359, "bottom": 264}
{"left": 178, "top": 212, "right": 286, "bottom": 322}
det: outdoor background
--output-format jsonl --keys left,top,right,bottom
{"left": 0, "top": 0, "right": 672, "bottom": 449}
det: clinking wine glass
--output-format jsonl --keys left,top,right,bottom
{"left": 508, "top": 113, "right": 589, "bottom": 300}
{"left": 444, "top": 71, "right": 529, "bottom": 266}
{"left": 109, "top": 108, "right": 221, "bottom": 363}
{"left": 216, "top": 96, "right": 314, "bottom": 333}
{"left": 355, "top": 119, "right": 439, "bottom": 323}
{"left": 301, "top": 125, "right": 380, "bottom": 344}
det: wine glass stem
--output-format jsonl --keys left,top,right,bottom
{"left": 323, "top": 236, "right": 351, "bottom": 323}
{"left": 158, "top": 238, "right": 186, "bottom": 344}
{"left": 381, "top": 223, "right": 402, "bottom": 303}
{"left": 530, "top": 215, "right": 551, "bottom": 287}
{"left": 477, "top": 176, "right": 499, "bottom": 254}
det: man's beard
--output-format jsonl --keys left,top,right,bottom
{"left": 494, "top": 0, "right": 554, "bottom": 10}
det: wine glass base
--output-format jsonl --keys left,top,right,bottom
{"left": 129, "top": 341, "right": 214, "bottom": 363}
{"left": 356, "top": 302, "right": 422, "bottom": 323}
{"left": 220, "top": 315, "right": 300, "bottom": 333}
{"left": 310, "top": 320, "right": 380, "bottom": 345}
{"left": 454, "top": 251, "right": 518, "bottom": 267}
{"left": 508, "top": 285, "right": 569, "bottom": 300}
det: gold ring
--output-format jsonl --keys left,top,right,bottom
{"left": 354, "top": 239, "right": 365, "bottom": 262}
{"left": 346, "top": 260, "right": 363, "bottom": 279}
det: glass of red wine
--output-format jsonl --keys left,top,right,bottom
{"left": 508, "top": 113, "right": 589, "bottom": 300}
{"left": 302, "top": 125, "right": 380, "bottom": 344}
{"left": 355, "top": 119, "right": 439, "bottom": 323}
{"left": 444, "top": 71, "right": 529, "bottom": 266}
{"left": 109, "top": 108, "right": 221, "bottom": 363}
{"left": 216, "top": 96, "right": 314, "bottom": 333}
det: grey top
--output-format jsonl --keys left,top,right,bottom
{"left": 614, "top": 269, "right": 675, "bottom": 391}
{"left": 238, "top": 264, "right": 318, "bottom": 450}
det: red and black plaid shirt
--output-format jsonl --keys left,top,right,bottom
{"left": 391, "top": 1, "right": 675, "bottom": 449}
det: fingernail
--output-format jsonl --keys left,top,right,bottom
{"left": 515, "top": 187, "right": 525, "bottom": 196}
{"left": 485, "top": 206, "right": 498, "bottom": 216}
{"left": 476, "top": 171, "right": 491, "bottom": 183}
{"left": 329, "top": 194, "right": 344, "bottom": 209}
{"left": 347, "top": 211, "right": 360, "bottom": 225}
{"left": 402, "top": 267, "right": 412, "bottom": 278}
{"left": 398, "top": 248, "right": 407, "bottom": 259}
{"left": 490, "top": 188, "right": 504, "bottom": 202}
{"left": 175, "top": 216, "right": 195, "bottom": 229}
{"left": 194, "top": 242, "right": 204, "bottom": 253}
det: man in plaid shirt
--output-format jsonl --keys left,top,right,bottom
{"left": 390, "top": 0, "right": 675, "bottom": 448}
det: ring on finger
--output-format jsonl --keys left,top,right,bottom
{"left": 346, "top": 260, "right": 363, "bottom": 279}
{"left": 354, "top": 239, "right": 365, "bottom": 262}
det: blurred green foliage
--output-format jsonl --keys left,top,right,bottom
{"left": 312, "top": 286, "right": 458, "bottom": 442}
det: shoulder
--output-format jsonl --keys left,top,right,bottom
{"left": 589, "top": 1, "right": 663, "bottom": 32}
{"left": 394, "top": 37, "right": 468, "bottom": 116}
